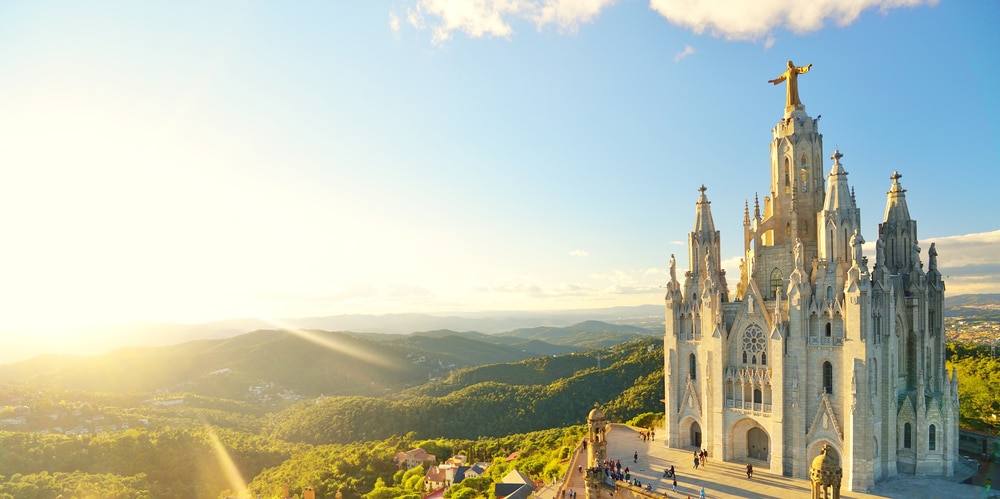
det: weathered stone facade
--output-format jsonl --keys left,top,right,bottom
{"left": 662, "top": 76, "right": 958, "bottom": 492}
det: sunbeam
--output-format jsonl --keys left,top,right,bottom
{"left": 204, "top": 424, "right": 249, "bottom": 497}
{"left": 263, "top": 320, "right": 396, "bottom": 370}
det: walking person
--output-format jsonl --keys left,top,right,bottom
{"left": 633, "top": 450, "right": 638, "bottom": 463}
{"left": 746, "top": 462, "right": 753, "bottom": 479}
{"left": 672, "top": 476, "right": 678, "bottom": 492}
{"left": 699, "top": 486, "right": 706, "bottom": 499}
{"left": 693, "top": 454, "right": 699, "bottom": 469}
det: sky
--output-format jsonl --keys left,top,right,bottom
{"left": 0, "top": 1, "right": 997, "bottom": 348}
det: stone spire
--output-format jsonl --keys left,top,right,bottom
{"left": 693, "top": 185, "right": 715, "bottom": 233}
{"left": 822, "top": 150, "right": 853, "bottom": 213}
{"left": 883, "top": 171, "right": 911, "bottom": 224}
{"left": 818, "top": 150, "right": 861, "bottom": 267}
{"left": 878, "top": 171, "right": 920, "bottom": 275}
{"left": 685, "top": 185, "right": 728, "bottom": 302}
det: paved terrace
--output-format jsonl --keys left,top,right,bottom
{"left": 532, "top": 424, "right": 988, "bottom": 499}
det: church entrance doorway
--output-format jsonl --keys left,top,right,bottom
{"left": 690, "top": 422, "right": 702, "bottom": 448}
{"left": 747, "top": 427, "right": 769, "bottom": 461}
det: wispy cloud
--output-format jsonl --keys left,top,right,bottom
{"left": 389, "top": 12, "right": 401, "bottom": 33}
{"left": 674, "top": 44, "right": 695, "bottom": 62}
{"left": 570, "top": 249, "right": 590, "bottom": 257}
{"left": 400, "top": 0, "right": 617, "bottom": 43}
{"left": 649, "top": 0, "right": 936, "bottom": 41}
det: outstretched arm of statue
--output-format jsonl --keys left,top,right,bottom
{"left": 768, "top": 75, "right": 786, "bottom": 85}
{"left": 796, "top": 64, "right": 813, "bottom": 74}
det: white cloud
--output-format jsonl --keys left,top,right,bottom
{"left": 399, "top": 0, "right": 936, "bottom": 44}
{"left": 534, "top": 0, "right": 618, "bottom": 32}
{"left": 407, "top": 6, "right": 426, "bottom": 29}
{"left": 649, "top": 0, "right": 935, "bottom": 41}
{"left": 404, "top": 0, "right": 617, "bottom": 42}
{"left": 570, "top": 249, "right": 590, "bottom": 257}
{"left": 390, "top": 12, "right": 401, "bottom": 33}
{"left": 926, "top": 229, "right": 1000, "bottom": 295}
{"left": 674, "top": 44, "right": 695, "bottom": 62}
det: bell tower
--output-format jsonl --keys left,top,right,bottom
{"left": 585, "top": 404, "right": 607, "bottom": 499}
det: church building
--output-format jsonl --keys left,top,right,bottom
{"left": 661, "top": 61, "right": 958, "bottom": 492}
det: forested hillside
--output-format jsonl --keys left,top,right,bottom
{"left": 0, "top": 327, "right": 584, "bottom": 400}
{"left": 3, "top": 318, "right": 1000, "bottom": 499}
{"left": 0, "top": 330, "right": 662, "bottom": 498}
{"left": 267, "top": 339, "right": 663, "bottom": 444}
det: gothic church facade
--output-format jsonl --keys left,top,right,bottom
{"left": 661, "top": 64, "right": 958, "bottom": 492}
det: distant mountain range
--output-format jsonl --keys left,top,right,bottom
{"left": 944, "top": 293, "right": 1000, "bottom": 316}
{"left": 4, "top": 293, "right": 996, "bottom": 364}
{"left": 0, "top": 320, "right": 658, "bottom": 398}
{"left": 0, "top": 304, "right": 665, "bottom": 363}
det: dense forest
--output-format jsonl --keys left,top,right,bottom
{"left": 0, "top": 337, "right": 663, "bottom": 498}
{"left": 947, "top": 343, "right": 1000, "bottom": 432}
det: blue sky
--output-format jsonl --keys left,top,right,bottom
{"left": 0, "top": 1, "right": 996, "bottom": 342}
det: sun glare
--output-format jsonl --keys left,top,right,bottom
{"left": 266, "top": 320, "right": 396, "bottom": 369}
{"left": 204, "top": 424, "right": 249, "bottom": 497}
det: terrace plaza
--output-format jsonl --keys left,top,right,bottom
{"left": 533, "top": 424, "right": 985, "bottom": 499}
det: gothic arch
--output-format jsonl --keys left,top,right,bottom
{"left": 769, "top": 268, "right": 783, "bottom": 300}
{"left": 728, "top": 417, "right": 771, "bottom": 465}
{"left": 823, "top": 361, "right": 833, "bottom": 395}
{"left": 681, "top": 417, "right": 702, "bottom": 449}
{"left": 800, "top": 153, "right": 809, "bottom": 191}
{"left": 784, "top": 157, "right": 791, "bottom": 194}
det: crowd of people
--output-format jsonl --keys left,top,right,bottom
{"left": 562, "top": 428, "right": 759, "bottom": 498}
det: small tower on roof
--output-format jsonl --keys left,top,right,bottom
{"left": 585, "top": 403, "right": 608, "bottom": 499}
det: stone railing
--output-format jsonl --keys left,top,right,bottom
{"left": 808, "top": 336, "right": 844, "bottom": 347}
{"left": 724, "top": 398, "right": 772, "bottom": 416}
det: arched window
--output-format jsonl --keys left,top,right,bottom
{"left": 929, "top": 425, "right": 936, "bottom": 451}
{"left": 753, "top": 389, "right": 762, "bottom": 404}
{"left": 689, "top": 353, "right": 697, "bottom": 380}
{"left": 742, "top": 351, "right": 748, "bottom": 364}
{"left": 826, "top": 286, "right": 833, "bottom": 301}
{"left": 801, "top": 154, "right": 808, "bottom": 190}
{"left": 761, "top": 352, "right": 767, "bottom": 366}
{"left": 785, "top": 158, "right": 791, "bottom": 194}
{"left": 823, "top": 361, "right": 833, "bottom": 395}
{"left": 904, "top": 423, "right": 912, "bottom": 449}
{"left": 825, "top": 322, "right": 832, "bottom": 337}
{"left": 785, "top": 223, "right": 791, "bottom": 237}
{"left": 752, "top": 355, "right": 757, "bottom": 365}
{"left": 770, "top": 268, "right": 783, "bottom": 300}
